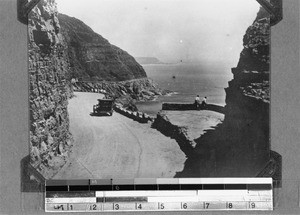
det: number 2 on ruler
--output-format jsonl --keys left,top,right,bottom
{"left": 89, "top": 204, "right": 97, "bottom": 210}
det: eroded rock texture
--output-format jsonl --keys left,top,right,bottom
{"left": 58, "top": 13, "right": 147, "bottom": 81}
{"left": 72, "top": 78, "right": 166, "bottom": 111}
{"left": 224, "top": 6, "right": 271, "bottom": 165}
{"left": 176, "top": 7, "right": 278, "bottom": 178}
{"left": 28, "top": 0, "right": 73, "bottom": 179}
{"left": 73, "top": 78, "right": 162, "bottom": 99}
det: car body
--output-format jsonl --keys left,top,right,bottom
{"left": 93, "top": 99, "right": 114, "bottom": 116}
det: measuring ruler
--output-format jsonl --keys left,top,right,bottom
{"left": 45, "top": 178, "right": 273, "bottom": 212}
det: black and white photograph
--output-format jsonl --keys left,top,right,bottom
{"left": 26, "top": 0, "right": 280, "bottom": 181}
{"left": 1, "top": 0, "right": 300, "bottom": 213}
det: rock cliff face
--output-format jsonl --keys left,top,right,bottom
{"left": 28, "top": 0, "right": 73, "bottom": 179}
{"left": 225, "top": 6, "right": 270, "bottom": 158}
{"left": 220, "top": 6, "right": 272, "bottom": 176}
{"left": 73, "top": 78, "right": 161, "bottom": 100}
{"left": 72, "top": 78, "right": 165, "bottom": 111}
{"left": 58, "top": 13, "right": 147, "bottom": 81}
{"left": 27, "top": 0, "right": 159, "bottom": 179}
{"left": 176, "top": 7, "right": 279, "bottom": 178}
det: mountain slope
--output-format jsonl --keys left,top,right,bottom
{"left": 58, "top": 13, "right": 147, "bottom": 81}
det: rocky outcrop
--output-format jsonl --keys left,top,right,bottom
{"left": 72, "top": 78, "right": 166, "bottom": 111}
{"left": 58, "top": 13, "right": 147, "bottom": 82}
{"left": 73, "top": 78, "right": 162, "bottom": 100}
{"left": 224, "top": 6, "right": 271, "bottom": 165}
{"left": 28, "top": 0, "right": 73, "bottom": 179}
{"left": 26, "top": 0, "right": 164, "bottom": 180}
{"left": 152, "top": 113, "right": 195, "bottom": 152}
{"left": 57, "top": 10, "right": 163, "bottom": 110}
{"left": 176, "top": 7, "right": 280, "bottom": 179}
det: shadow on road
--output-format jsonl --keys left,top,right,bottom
{"left": 89, "top": 112, "right": 113, "bottom": 117}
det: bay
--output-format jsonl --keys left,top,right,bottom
{"left": 136, "top": 63, "right": 233, "bottom": 115}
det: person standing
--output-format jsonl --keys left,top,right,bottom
{"left": 195, "top": 95, "right": 200, "bottom": 110}
{"left": 202, "top": 96, "right": 207, "bottom": 108}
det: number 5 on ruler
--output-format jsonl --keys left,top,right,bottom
{"left": 159, "top": 203, "right": 164, "bottom": 209}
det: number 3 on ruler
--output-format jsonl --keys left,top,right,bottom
{"left": 114, "top": 203, "right": 119, "bottom": 210}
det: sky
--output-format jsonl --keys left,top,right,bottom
{"left": 56, "top": 0, "right": 260, "bottom": 67}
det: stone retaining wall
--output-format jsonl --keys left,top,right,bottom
{"left": 114, "top": 105, "right": 154, "bottom": 124}
{"left": 162, "top": 103, "right": 225, "bottom": 114}
{"left": 152, "top": 113, "right": 196, "bottom": 154}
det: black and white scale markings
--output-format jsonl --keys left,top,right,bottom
{"left": 45, "top": 178, "right": 273, "bottom": 212}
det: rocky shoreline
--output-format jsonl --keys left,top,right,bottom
{"left": 72, "top": 78, "right": 170, "bottom": 111}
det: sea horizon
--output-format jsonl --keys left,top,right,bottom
{"left": 136, "top": 63, "right": 233, "bottom": 115}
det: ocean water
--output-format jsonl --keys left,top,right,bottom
{"left": 136, "top": 63, "right": 233, "bottom": 115}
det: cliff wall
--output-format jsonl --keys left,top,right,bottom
{"left": 224, "top": 6, "right": 270, "bottom": 163}
{"left": 58, "top": 13, "right": 147, "bottom": 82}
{"left": 176, "top": 7, "right": 280, "bottom": 178}
{"left": 28, "top": 0, "right": 72, "bottom": 179}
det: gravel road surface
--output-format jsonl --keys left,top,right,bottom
{"left": 53, "top": 92, "right": 186, "bottom": 179}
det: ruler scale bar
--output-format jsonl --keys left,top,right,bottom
{"left": 148, "top": 196, "right": 199, "bottom": 203}
{"left": 46, "top": 197, "right": 97, "bottom": 203}
{"left": 46, "top": 191, "right": 95, "bottom": 198}
{"left": 46, "top": 178, "right": 273, "bottom": 186}
{"left": 45, "top": 201, "right": 273, "bottom": 212}
{"left": 96, "top": 190, "right": 198, "bottom": 197}
{"left": 96, "top": 197, "right": 148, "bottom": 203}
{"left": 45, "top": 178, "right": 273, "bottom": 212}
{"left": 46, "top": 184, "right": 272, "bottom": 191}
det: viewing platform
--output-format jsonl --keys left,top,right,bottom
{"left": 162, "top": 103, "right": 225, "bottom": 114}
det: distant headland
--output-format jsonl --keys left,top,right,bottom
{"left": 134, "top": 57, "right": 163, "bottom": 65}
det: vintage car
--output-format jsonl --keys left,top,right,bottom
{"left": 93, "top": 99, "right": 114, "bottom": 116}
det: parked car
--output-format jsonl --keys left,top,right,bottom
{"left": 93, "top": 99, "right": 114, "bottom": 116}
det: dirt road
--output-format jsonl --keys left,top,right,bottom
{"left": 53, "top": 92, "right": 186, "bottom": 179}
